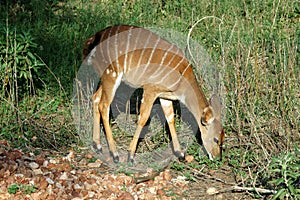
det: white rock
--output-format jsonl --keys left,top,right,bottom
{"left": 29, "top": 162, "right": 39, "bottom": 169}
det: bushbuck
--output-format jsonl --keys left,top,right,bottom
{"left": 83, "top": 25, "right": 224, "bottom": 163}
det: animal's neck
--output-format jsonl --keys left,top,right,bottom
{"left": 176, "top": 73, "right": 209, "bottom": 125}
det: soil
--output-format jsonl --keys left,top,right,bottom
{"left": 0, "top": 141, "right": 256, "bottom": 200}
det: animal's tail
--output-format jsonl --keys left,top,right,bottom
{"left": 82, "top": 31, "right": 102, "bottom": 60}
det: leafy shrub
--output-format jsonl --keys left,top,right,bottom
{"left": 0, "top": 26, "right": 44, "bottom": 98}
{"left": 268, "top": 147, "right": 300, "bottom": 199}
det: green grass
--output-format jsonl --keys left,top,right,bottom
{"left": 0, "top": 0, "right": 299, "bottom": 198}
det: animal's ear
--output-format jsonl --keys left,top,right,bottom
{"left": 209, "top": 94, "right": 222, "bottom": 121}
{"left": 201, "top": 106, "right": 214, "bottom": 126}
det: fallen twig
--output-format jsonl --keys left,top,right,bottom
{"left": 230, "top": 185, "right": 276, "bottom": 194}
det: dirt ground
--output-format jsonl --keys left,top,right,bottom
{"left": 0, "top": 139, "right": 261, "bottom": 200}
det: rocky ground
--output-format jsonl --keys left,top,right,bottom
{"left": 0, "top": 140, "right": 255, "bottom": 200}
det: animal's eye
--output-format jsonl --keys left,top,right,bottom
{"left": 213, "top": 137, "right": 219, "bottom": 144}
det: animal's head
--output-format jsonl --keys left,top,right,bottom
{"left": 201, "top": 94, "right": 225, "bottom": 160}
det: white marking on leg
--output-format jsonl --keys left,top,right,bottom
{"left": 112, "top": 72, "right": 124, "bottom": 96}
{"left": 94, "top": 97, "right": 100, "bottom": 103}
{"left": 112, "top": 71, "right": 116, "bottom": 77}
{"left": 96, "top": 144, "right": 102, "bottom": 150}
{"left": 166, "top": 113, "right": 174, "bottom": 123}
{"left": 179, "top": 95, "right": 186, "bottom": 104}
{"left": 160, "top": 99, "right": 172, "bottom": 107}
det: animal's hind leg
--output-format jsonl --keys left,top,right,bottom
{"left": 92, "top": 86, "right": 102, "bottom": 153}
{"left": 160, "top": 99, "right": 184, "bottom": 161}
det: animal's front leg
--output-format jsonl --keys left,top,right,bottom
{"left": 160, "top": 99, "right": 184, "bottom": 161}
{"left": 128, "top": 89, "right": 157, "bottom": 163}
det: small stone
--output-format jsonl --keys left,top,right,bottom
{"left": 185, "top": 155, "right": 194, "bottom": 163}
{"left": 118, "top": 191, "right": 134, "bottom": 200}
{"left": 156, "top": 189, "right": 166, "bottom": 196}
{"left": 46, "top": 177, "right": 55, "bottom": 184}
{"left": 148, "top": 186, "right": 157, "bottom": 194}
{"left": 39, "top": 180, "right": 49, "bottom": 190}
{"left": 87, "top": 159, "right": 102, "bottom": 168}
{"left": 59, "top": 172, "right": 69, "bottom": 180}
{"left": 85, "top": 152, "right": 93, "bottom": 159}
{"left": 162, "top": 170, "right": 172, "bottom": 181}
{"left": 0, "top": 148, "right": 5, "bottom": 155}
{"left": 35, "top": 155, "right": 45, "bottom": 165}
{"left": 32, "top": 168, "right": 43, "bottom": 175}
{"left": 115, "top": 175, "right": 133, "bottom": 186}
{"left": 29, "top": 162, "right": 39, "bottom": 169}
{"left": 62, "top": 151, "right": 75, "bottom": 162}
{"left": 206, "top": 187, "right": 217, "bottom": 195}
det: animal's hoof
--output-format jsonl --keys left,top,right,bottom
{"left": 175, "top": 151, "right": 185, "bottom": 162}
{"left": 113, "top": 155, "right": 119, "bottom": 163}
{"left": 110, "top": 152, "right": 119, "bottom": 163}
{"left": 127, "top": 153, "right": 134, "bottom": 164}
{"left": 92, "top": 142, "right": 102, "bottom": 153}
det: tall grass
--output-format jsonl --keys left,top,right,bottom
{"left": 0, "top": 0, "right": 299, "bottom": 198}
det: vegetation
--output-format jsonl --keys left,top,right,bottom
{"left": 8, "top": 184, "right": 37, "bottom": 194}
{"left": 0, "top": 0, "right": 299, "bottom": 199}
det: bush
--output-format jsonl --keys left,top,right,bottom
{"left": 0, "top": 26, "right": 44, "bottom": 98}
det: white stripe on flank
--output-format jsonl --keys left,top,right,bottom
{"left": 150, "top": 44, "right": 176, "bottom": 78}
{"left": 124, "top": 26, "right": 133, "bottom": 73}
{"left": 87, "top": 47, "right": 96, "bottom": 65}
{"left": 138, "top": 37, "right": 161, "bottom": 81}
{"left": 167, "top": 75, "right": 182, "bottom": 90}
{"left": 181, "top": 63, "right": 191, "bottom": 75}
{"left": 157, "top": 54, "right": 185, "bottom": 85}
{"left": 114, "top": 26, "right": 120, "bottom": 73}
{"left": 106, "top": 28, "right": 113, "bottom": 73}
{"left": 150, "top": 47, "right": 180, "bottom": 80}
{"left": 136, "top": 32, "right": 153, "bottom": 71}
{"left": 128, "top": 28, "right": 142, "bottom": 72}
{"left": 167, "top": 63, "right": 191, "bottom": 90}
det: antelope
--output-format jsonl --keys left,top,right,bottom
{"left": 83, "top": 25, "right": 224, "bottom": 163}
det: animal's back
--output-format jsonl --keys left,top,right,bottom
{"left": 83, "top": 25, "right": 192, "bottom": 90}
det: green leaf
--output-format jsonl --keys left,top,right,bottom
{"left": 8, "top": 184, "right": 20, "bottom": 194}
{"left": 271, "top": 188, "right": 286, "bottom": 200}
{"left": 288, "top": 184, "right": 295, "bottom": 195}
